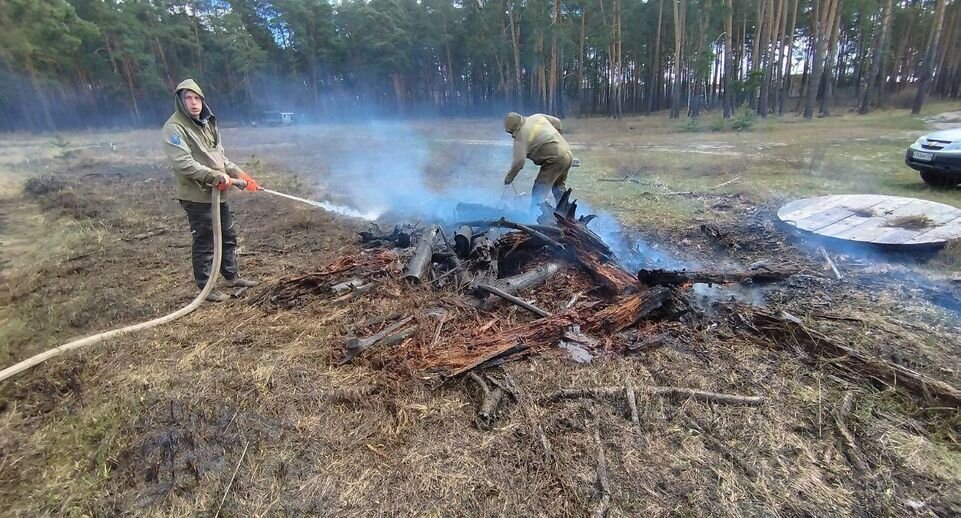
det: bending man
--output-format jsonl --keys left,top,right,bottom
{"left": 502, "top": 112, "right": 573, "bottom": 207}
{"left": 162, "top": 79, "right": 261, "bottom": 302}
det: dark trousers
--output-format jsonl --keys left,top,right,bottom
{"left": 180, "top": 200, "right": 239, "bottom": 288}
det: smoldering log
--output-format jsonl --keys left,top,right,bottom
{"left": 637, "top": 267, "right": 797, "bottom": 286}
{"left": 358, "top": 225, "right": 412, "bottom": 248}
{"left": 554, "top": 215, "right": 637, "bottom": 295}
{"left": 403, "top": 225, "right": 440, "bottom": 284}
{"left": 454, "top": 225, "right": 473, "bottom": 258}
{"left": 583, "top": 287, "right": 671, "bottom": 333}
{"left": 751, "top": 310, "right": 961, "bottom": 407}
{"left": 475, "top": 263, "right": 564, "bottom": 311}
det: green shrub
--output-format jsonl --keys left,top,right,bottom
{"left": 731, "top": 106, "right": 755, "bottom": 131}
{"left": 682, "top": 118, "right": 701, "bottom": 133}
{"left": 711, "top": 118, "right": 726, "bottom": 132}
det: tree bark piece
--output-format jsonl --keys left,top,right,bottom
{"left": 403, "top": 225, "right": 439, "bottom": 284}
{"left": 751, "top": 310, "right": 961, "bottom": 407}
{"left": 637, "top": 267, "right": 796, "bottom": 286}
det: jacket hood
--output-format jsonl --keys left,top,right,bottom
{"left": 174, "top": 79, "right": 213, "bottom": 124}
{"left": 504, "top": 112, "right": 525, "bottom": 135}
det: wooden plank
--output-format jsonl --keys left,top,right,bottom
{"left": 905, "top": 215, "right": 961, "bottom": 244}
{"left": 793, "top": 206, "right": 865, "bottom": 232}
{"left": 781, "top": 195, "right": 961, "bottom": 246}
{"left": 777, "top": 195, "right": 859, "bottom": 225}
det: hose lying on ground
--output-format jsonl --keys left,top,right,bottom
{"left": 0, "top": 189, "right": 225, "bottom": 383}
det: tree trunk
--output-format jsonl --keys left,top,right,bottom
{"left": 723, "top": 0, "right": 734, "bottom": 117}
{"left": 859, "top": 0, "right": 893, "bottom": 113}
{"left": 757, "top": 0, "right": 780, "bottom": 118}
{"left": 578, "top": 7, "right": 587, "bottom": 113}
{"left": 688, "top": 0, "right": 710, "bottom": 117}
{"left": 819, "top": 0, "right": 843, "bottom": 116}
{"left": 649, "top": 0, "right": 664, "bottom": 113}
{"left": 548, "top": 0, "right": 561, "bottom": 114}
{"left": 913, "top": 0, "right": 948, "bottom": 114}
{"left": 804, "top": 0, "right": 833, "bottom": 119}
{"left": 670, "top": 0, "right": 686, "bottom": 119}
{"left": 509, "top": 2, "right": 522, "bottom": 106}
{"left": 778, "top": 0, "right": 798, "bottom": 115}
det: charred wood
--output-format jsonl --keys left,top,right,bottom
{"left": 583, "top": 287, "right": 671, "bottom": 333}
{"left": 403, "top": 225, "right": 440, "bottom": 284}
{"left": 637, "top": 267, "right": 797, "bottom": 286}
{"left": 454, "top": 225, "right": 473, "bottom": 258}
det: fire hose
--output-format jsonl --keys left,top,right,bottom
{"left": 0, "top": 181, "right": 238, "bottom": 383}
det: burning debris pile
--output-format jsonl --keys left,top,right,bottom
{"left": 260, "top": 188, "right": 961, "bottom": 421}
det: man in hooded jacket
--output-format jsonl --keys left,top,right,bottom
{"left": 502, "top": 112, "right": 573, "bottom": 207}
{"left": 162, "top": 79, "right": 261, "bottom": 302}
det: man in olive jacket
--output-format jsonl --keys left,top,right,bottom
{"left": 502, "top": 112, "right": 573, "bottom": 208}
{"left": 162, "top": 79, "right": 260, "bottom": 302}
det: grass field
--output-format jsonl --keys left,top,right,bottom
{"left": 1, "top": 101, "right": 960, "bottom": 516}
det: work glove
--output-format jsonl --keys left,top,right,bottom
{"left": 214, "top": 174, "right": 232, "bottom": 192}
{"left": 504, "top": 170, "right": 519, "bottom": 185}
{"left": 237, "top": 171, "right": 261, "bottom": 192}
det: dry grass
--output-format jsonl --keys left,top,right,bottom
{"left": 884, "top": 214, "right": 935, "bottom": 230}
{"left": 2, "top": 111, "right": 961, "bottom": 516}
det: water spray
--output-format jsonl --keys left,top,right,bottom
{"left": 259, "top": 188, "right": 381, "bottom": 221}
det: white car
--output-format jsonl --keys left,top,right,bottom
{"left": 906, "top": 128, "right": 961, "bottom": 187}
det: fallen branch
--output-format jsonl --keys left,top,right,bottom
{"left": 542, "top": 385, "right": 765, "bottom": 406}
{"left": 468, "top": 372, "right": 505, "bottom": 430}
{"left": 214, "top": 439, "right": 249, "bottom": 518}
{"left": 338, "top": 316, "right": 414, "bottom": 364}
{"left": 834, "top": 391, "right": 867, "bottom": 472}
{"left": 127, "top": 228, "right": 167, "bottom": 241}
{"left": 751, "top": 310, "right": 961, "bottom": 407}
{"left": 593, "top": 426, "right": 612, "bottom": 518}
{"left": 819, "top": 247, "right": 842, "bottom": 280}
{"left": 709, "top": 176, "right": 741, "bottom": 190}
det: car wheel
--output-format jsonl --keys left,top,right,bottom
{"left": 920, "top": 169, "right": 961, "bottom": 188}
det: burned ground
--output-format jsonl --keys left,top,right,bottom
{"left": 1, "top": 117, "right": 960, "bottom": 516}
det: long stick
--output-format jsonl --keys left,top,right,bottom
{"left": 215, "top": 440, "right": 249, "bottom": 518}
{"left": 819, "top": 246, "right": 842, "bottom": 279}
{"left": 475, "top": 283, "right": 552, "bottom": 317}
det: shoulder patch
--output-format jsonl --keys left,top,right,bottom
{"left": 168, "top": 133, "right": 182, "bottom": 146}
